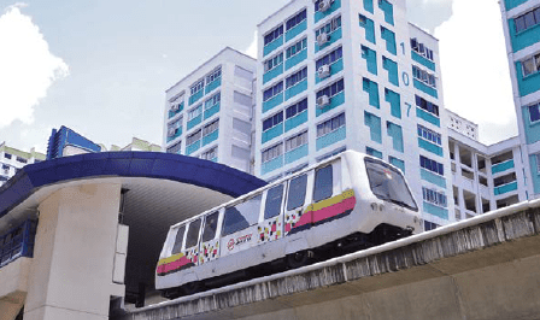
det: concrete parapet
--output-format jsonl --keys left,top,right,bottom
{"left": 120, "top": 201, "right": 540, "bottom": 320}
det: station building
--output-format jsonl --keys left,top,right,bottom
{"left": 0, "top": 143, "right": 45, "bottom": 187}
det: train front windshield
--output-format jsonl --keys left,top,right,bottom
{"left": 365, "top": 158, "right": 418, "bottom": 211}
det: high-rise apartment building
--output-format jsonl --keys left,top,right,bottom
{"left": 254, "top": 0, "right": 454, "bottom": 228}
{"left": 0, "top": 142, "right": 45, "bottom": 187}
{"left": 164, "top": 47, "right": 256, "bottom": 174}
{"left": 499, "top": 0, "right": 540, "bottom": 199}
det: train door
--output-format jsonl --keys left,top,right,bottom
{"left": 198, "top": 211, "right": 221, "bottom": 265}
{"left": 182, "top": 218, "right": 203, "bottom": 267}
{"left": 257, "top": 183, "right": 286, "bottom": 245}
{"left": 220, "top": 195, "right": 262, "bottom": 257}
{"left": 284, "top": 172, "right": 313, "bottom": 236}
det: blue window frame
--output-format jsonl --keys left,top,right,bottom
{"left": 286, "top": 67, "right": 307, "bottom": 89}
{"left": 416, "top": 95, "right": 439, "bottom": 117}
{"left": 286, "top": 9, "right": 307, "bottom": 31}
{"left": 315, "top": 47, "right": 343, "bottom": 70}
{"left": 413, "top": 65, "right": 436, "bottom": 88}
{"left": 418, "top": 125, "right": 442, "bottom": 145}
{"left": 522, "top": 53, "right": 540, "bottom": 77}
{"left": 316, "top": 79, "right": 344, "bottom": 99}
{"left": 190, "top": 79, "right": 204, "bottom": 96}
{"left": 422, "top": 187, "right": 447, "bottom": 207}
{"left": 315, "top": 16, "right": 341, "bottom": 37}
{"left": 263, "top": 82, "right": 284, "bottom": 101}
{"left": 317, "top": 113, "right": 345, "bottom": 137}
{"left": 264, "top": 53, "right": 284, "bottom": 72}
{"left": 424, "top": 221, "right": 439, "bottom": 231}
{"left": 264, "top": 25, "right": 284, "bottom": 45}
{"left": 411, "top": 38, "right": 434, "bottom": 61}
{"left": 530, "top": 103, "right": 540, "bottom": 122}
{"left": 286, "top": 98, "right": 308, "bottom": 119}
{"left": 206, "top": 67, "right": 221, "bottom": 84}
{"left": 514, "top": 7, "right": 540, "bottom": 33}
{"left": 286, "top": 38, "right": 308, "bottom": 58}
{"left": 263, "top": 112, "right": 284, "bottom": 131}
{"left": 420, "top": 155, "right": 444, "bottom": 175}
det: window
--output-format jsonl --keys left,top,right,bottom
{"left": 315, "top": 47, "right": 343, "bottom": 70}
{"left": 206, "top": 67, "right": 221, "bottom": 84}
{"left": 286, "top": 67, "right": 307, "bottom": 89}
{"left": 286, "top": 9, "right": 307, "bottom": 31}
{"left": 203, "top": 119, "right": 219, "bottom": 136}
{"left": 205, "top": 92, "right": 220, "bottom": 110}
{"left": 285, "top": 131, "right": 308, "bottom": 152}
{"left": 422, "top": 187, "right": 447, "bottom": 207}
{"left": 314, "top": 0, "right": 335, "bottom": 12}
{"left": 287, "top": 174, "right": 307, "bottom": 210}
{"left": 286, "top": 98, "right": 308, "bottom": 119}
{"left": 262, "top": 143, "right": 283, "bottom": 163}
{"left": 2, "top": 164, "right": 9, "bottom": 170}
{"left": 167, "top": 142, "right": 182, "bottom": 154}
{"left": 16, "top": 157, "right": 27, "bottom": 164}
{"left": 412, "top": 66, "right": 436, "bottom": 88}
{"left": 315, "top": 16, "right": 341, "bottom": 37}
{"left": 263, "top": 82, "right": 284, "bottom": 101}
{"left": 417, "top": 125, "right": 442, "bottom": 145}
{"left": 4, "top": 153, "right": 11, "bottom": 160}
{"left": 262, "top": 112, "right": 283, "bottom": 132}
{"left": 264, "top": 53, "right": 284, "bottom": 72}
{"left": 200, "top": 147, "right": 217, "bottom": 160}
{"left": 171, "top": 225, "right": 186, "bottom": 254}
{"left": 286, "top": 38, "right": 308, "bottom": 58}
{"left": 264, "top": 184, "right": 284, "bottom": 219}
{"left": 188, "top": 105, "right": 202, "bottom": 121}
{"left": 317, "top": 113, "right": 345, "bottom": 137}
{"left": 167, "top": 118, "right": 182, "bottom": 137}
{"left": 222, "top": 195, "right": 262, "bottom": 236}
{"left": 264, "top": 25, "right": 284, "bottom": 45}
{"left": 410, "top": 38, "right": 434, "bottom": 61}
{"left": 190, "top": 79, "right": 204, "bottom": 95}
{"left": 316, "top": 79, "right": 344, "bottom": 99}
{"left": 415, "top": 95, "right": 439, "bottom": 117}
{"left": 313, "top": 165, "right": 333, "bottom": 202}
{"left": 514, "top": 7, "right": 540, "bottom": 33}
{"left": 424, "top": 221, "right": 439, "bottom": 231}
{"left": 536, "top": 154, "right": 540, "bottom": 172}
{"left": 186, "top": 130, "right": 202, "bottom": 146}
{"left": 522, "top": 53, "right": 540, "bottom": 77}
{"left": 420, "top": 155, "right": 444, "bottom": 175}
{"left": 202, "top": 212, "right": 219, "bottom": 242}
{"left": 529, "top": 103, "right": 540, "bottom": 123}
{"left": 185, "top": 219, "right": 202, "bottom": 248}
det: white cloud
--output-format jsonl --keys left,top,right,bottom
{"left": 245, "top": 30, "right": 258, "bottom": 59}
{"left": 435, "top": 0, "right": 518, "bottom": 144}
{"left": 0, "top": 4, "right": 69, "bottom": 128}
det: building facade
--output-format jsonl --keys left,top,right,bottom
{"left": 163, "top": 47, "right": 257, "bottom": 174}
{"left": 499, "top": 0, "right": 540, "bottom": 200}
{"left": 254, "top": 0, "right": 454, "bottom": 228}
{"left": 0, "top": 142, "right": 45, "bottom": 187}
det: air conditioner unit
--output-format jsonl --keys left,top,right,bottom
{"left": 317, "top": 33, "right": 330, "bottom": 46}
{"left": 317, "top": 65, "right": 330, "bottom": 78}
{"left": 171, "top": 104, "right": 179, "bottom": 111}
{"left": 317, "top": 95, "right": 330, "bottom": 108}
{"left": 319, "top": 0, "right": 331, "bottom": 12}
{"left": 168, "top": 128, "right": 176, "bottom": 136}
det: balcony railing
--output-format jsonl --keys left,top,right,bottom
{"left": 0, "top": 219, "right": 38, "bottom": 268}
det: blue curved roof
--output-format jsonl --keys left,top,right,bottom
{"left": 0, "top": 152, "right": 267, "bottom": 219}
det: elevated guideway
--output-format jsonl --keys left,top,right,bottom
{"left": 120, "top": 200, "right": 540, "bottom": 320}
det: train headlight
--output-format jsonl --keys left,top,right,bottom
{"left": 379, "top": 204, "right": 385, "bottom": 212}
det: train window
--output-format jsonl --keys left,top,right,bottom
{"left": 202, "top": 211, "right": 220, "bottom": 242}
{"left": 287, "top": 174, "right": 307, "bottom": 210}
{"left": 264, "top": 184, "right": 284, "bottom": 219}
{"left": 313, "top": 165, "right": 333, "bottom": 202}
{"left": 222, "top": 195, "right": 262, "bottom": 236}
{"left": 185, "top": 219, "right": 202, "bottom": 249}
{"left": 171, "top": 225, "right": 186, "bottom": 254}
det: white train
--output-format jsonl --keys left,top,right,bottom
{"left": 156, "top": 151, "right": 421, "bottom": 297}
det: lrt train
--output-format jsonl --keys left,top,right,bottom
{"left": 156, "top": 150, "right": 421, "bottom": 298}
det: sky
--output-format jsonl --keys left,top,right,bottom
{"left": 0, "top": 0, "right": 516, "bottom": 153}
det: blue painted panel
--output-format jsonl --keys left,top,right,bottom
{"left": 187, "top": 115, "right": 202, "bottom": 130}
{"left": 423, "top": 202, "right": 448, "bottom": 219}
{"left": 390, "top": 157, "right": 405, "bottom": 173}
{"left": 381, "top": 28, "right": 396, "bottom": 55}
{"left": 504, "top": 0, "right": 527, "bottom": 10}
{"left": 263, "top": 93, "right": 284, "bottom": 113}
{"left": 411, "top": 51, "right": 436, "bottom": 71}
{"left": 416, "top": 107, "right": 441, "bottom": 127}
{"left": 383, "top": 57, "right": 399, "bottom": 86}
{"left": 521, "top": 105, "right": 540, "bottom": 144}
{"left": 420, "top": 169, "right": 446, "bottom": 188}
{"left": 263, "top": 64, "right": 284, "bottom": 84}
{"left": 362, "top": 79, "right": 380, "bottom": 109}
{"left": 363, "top": 0, "right": 373, "bottom": 13}
{"left": 515, "top": 61, "right": 540, "bottom": 97}
{"left": 413, "top": 79, "right": 439, "bottom": 98}
{"left": 314, "top": 0, "right": 341, "bottom": 23}
{"left": 285, "top": 110, "right": 308, "bottom": 132}
{"left": 387, "top": 123, "right": 403, "bottom": 152}
{"left": 203, "top": 130, "right": 219, "bottom": 146}
{"left": 315, "top": 28, "right": 342, "bottom": 53}
{"left": 285, "top": 144, "right": 308, "bottom": 164}
{"left": 492, "top": 159, "right": 515, "bottom": 174}
{"left": 285, "top": 49, "right": 307, "bottom": 70}
{"left": 286, "top": 20, "right": 307, "bottom": 42}
{"left": 186, "top": 141, "right": 201, "bottom": 155}
{"left": 508, "top": 19, "right": 540, "bottom": 53}
{"left": 204, "top": 103, "right": 220, "bottom": 120}
{"left": 264, "top": 35, "right": 284, "bottom": 57}
{"left": 385, "top": 89, "right": 401, "bottom": 119}
{"left": 366, "top": 147, "right": 383, "bottom": 159}
{"left": 529, "top": 155, "right": 540, "bottom": 194}
{"left": 316, "top": 59, "right": 343, "bottom": 83}
{"left": 262, "top": 155, "right": 283, "bottom": 175}
{"left": 378, "top": 0, "right": 394, "bottom": 25}
{"left": 205, "top": 78, "right": 221, "bottom": 95}
{"left": 359, "top": 16, "right": 376, "bottom": 44}
{"left": 494, "top": 181, "right": 518, "bottom": 195}
{"left": 361, "top": 47, "right": 377, "bottom": 75}
{"left": 364, "top": 112, "right": 382, "bottom": 144}
{"left": 316, "top": 126, "right": 346, "bottom": 151}
{"left": 316, "top": 91, "right": 345, "bottom": 116}
{"left": 286, "top": 80, "right": 308, "bottom": 100}
{"left": 418, "top": 138, "right": 443, "bottom": 157}
{"left": 189, "top": 90, "right": 204, "bottom": 106}
{"left": 262, "top": 123, "right": 284, "bottom": 144}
